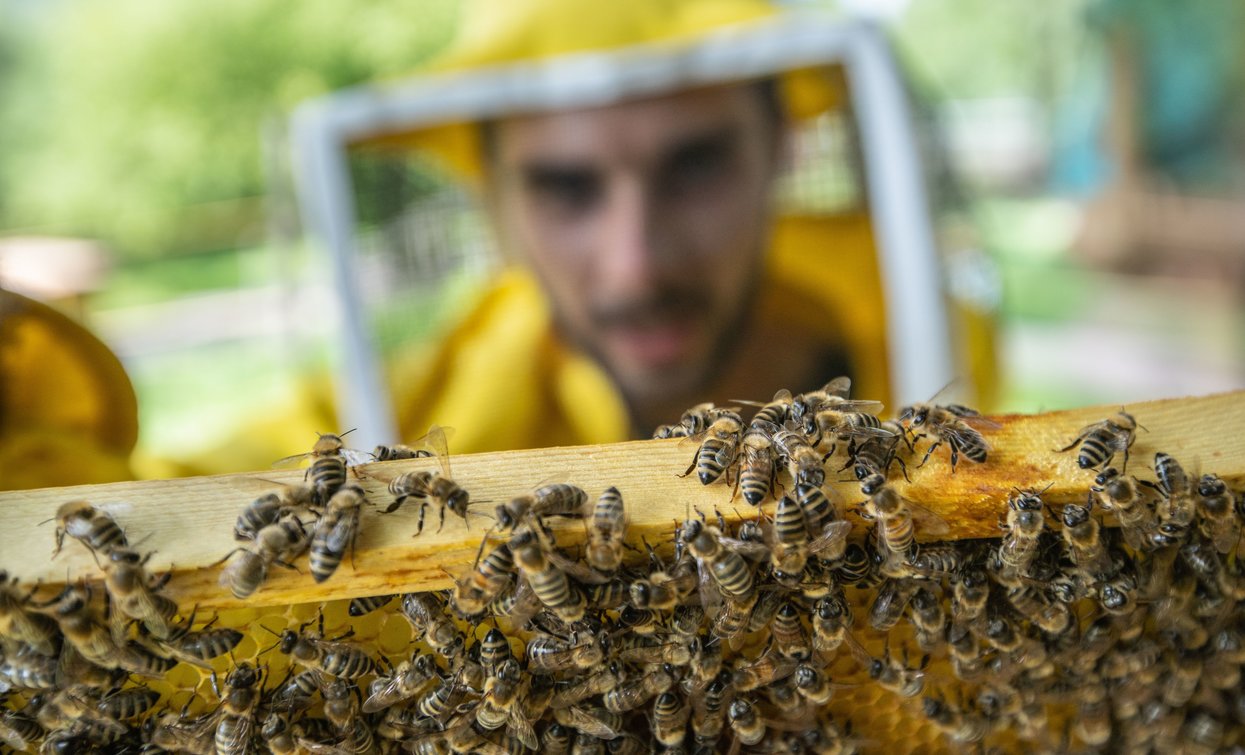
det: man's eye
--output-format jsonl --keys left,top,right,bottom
{"left": 664, "top": 141, "right": 730, "bottom": 193}
{"left": 527, "top": 170, "right": 602, "bottom": 213}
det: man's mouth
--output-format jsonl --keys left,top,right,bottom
{"left": 603, "top": 317, "right": 700, "bottom": 369}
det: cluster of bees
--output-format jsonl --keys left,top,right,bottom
{"left": 3, "top": 377, "right": 1244, "bottom": 753}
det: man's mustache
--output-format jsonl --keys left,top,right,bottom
{"left": 590, "top": 290, "right": 710, "bottom": 330}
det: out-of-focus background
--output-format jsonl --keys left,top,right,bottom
{"left": 1, "top": 0, "right": 1243, "bottom": 470}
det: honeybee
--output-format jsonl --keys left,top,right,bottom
{"left": 38, "top": 585, "right": 126, "bottom": 672}
{"left": 733, "top": 648, "right": 797, "bottom": 692}
{"left": 1072, "top": 681, "right": 1112, "bottom": 747}
{"left": 272, "top": 618, "right": 378, "bottom": 679}
{"left": 654, "top": 402, "right": 736, "bottom": 439}
{"left": 526, "top": 632, "right": 604, "bottom": 674}
{"left": 551, "top": 706, "right": 623, "bottom": 741}
{"left": 494, "top": 483, "right": 588, "bottom": 534}
{"left": 1058, "top": 410, "right": 1139, "bottom": 471}
{"left": 1060, "top": 498, "right": 1114, "bottom": 582}
{"left": 510, "top": 527, "right": 586, "bottom": 622}
{"left": 348, "top": 593, "right": 395, "bottom": 616}
{"left": 909, "top": 587, "right": 947, "bottom": 653}
{"left": 652, "top": 690, "right": 690, "bottom": 747}
{"left": 361, "top": 653, "right": 440, "bottom": 713}
{"left": 273, "top": 429, "right": 373, "bottom": 468}
{"left": 735, "top": 424, "right": 777, "bottom": 505}
{"left": 583, "top": 486, "right": 628, "bottom": 573}
{"left": 863, "top": 484, "right": 948, "bottom": 570}
{"left": 860, "top": 643, "right": 928, "bottom": 698}
{"left": 834, "top": 542, "right": 880, "bottom": 587}
{"left": 726, "top": 697, "right": 766, "bottom": 746}
{"left": 381, "top": 425, "right": 471, "bottom": 535}
{"left": 309, "top": 483, "right": 365, "bottom": 583}
{"left": 214, "top": 663, "right": 264, "bottom": 755}
{"left": 157, "top": 618, "right": 244, "bottom": 668}
{"left": 401, "top": 592, "right": 464, "bottom": 659}
{"left": 790, "top": 376, "right": 861, "bottom": 424}
{"left": 807, "top": 404, "right": 891, "bottom": 454}
{"left": 1093, "top": 467, "right": 1159, "bottom": 551}
{"left": 770, "top": 494, "right": 851, "bottom": 582}
{"left": 681, "top": 517, "right": 757, "bottom": 605}
{"left": 0, "top": 571, "right": 59, "bottom": 656}
{"left": 769, "top": 601, "right": 812, "bottom": 661}
{"left": 1, "top": 642, "right": 60, "bottom": 689}
{"left": 476, "top": 658, "right": 538, "bottom": 749}
{"left": 792, "top": 664, "right": 838, "bottom": 705}
{"left": 922, "top": 695, "right": 988, "bottom": 744}
{"left": 217, "top": 512, "right": 310, "bottom": 599}
{"left": 100, "top": 547, "right": 177, "bottom": 641}
{"left": 949, "top": 567, "right": 989, "bottom": 624}
{"left": 768, "top": 422, "right": 827, "bottom": 488}
{"left": 147, "top": 707, "right": 217, "bottom": 755}
{"left": 234, "top": 490, "right": 297, "bottom": 541}
{"left": 793, "top": 482, "right": 840, "bottom": 537}
{"left": 0, "top": 708, "right": 43, "bottom": 752}
{"left": 899, "top": 401, "right": 996, "bottom": 471}
{"left": 736, "top": 388, "right": 795, "bottom": 429}
{"left": 52, "top": 500, "right": 128, "bottom": 559}
{"left": 1195, "top": 473, "right": 1240, "bottom": 554}
{"left": 811, "top": 593, "right": 857, "bottom": 657}
{"left": 682, "top": 411, "right": 744, "bottom": 486}
{"left": 946, "top": 621, "right": 984, "bottom": 681}
{"left": 451, "top": 542, "right": 517, "bottom": 618}
{"left": 372, "top": 442, "right": 434, "bottom": 461}
{"left": 691, "top": 669, "right": 732, "bottom": 747}
{"left": 551, "top": 665, "right": 619, "bottom": 710}
{"left": 994, "top": 488, "right": 1047, "bottom": 585}
{"left": 603, "top": 664, "right": 675, "bottom": 713}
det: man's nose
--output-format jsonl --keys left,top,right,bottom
{"left": 598, "top": 178, "right": 664, "bottom": 294}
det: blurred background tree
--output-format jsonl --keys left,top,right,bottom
{"left": 0, "top": 0, "right": 458, "bottom": 258}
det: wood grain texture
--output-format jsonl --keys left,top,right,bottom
{"left": 1, "top": 390, "right": 1241, "bottom": 610}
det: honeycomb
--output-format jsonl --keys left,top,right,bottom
{"left": 3, "top": 392, "right": 1244, "bottom": 754}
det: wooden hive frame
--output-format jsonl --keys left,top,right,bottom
{"left": 2, "top": 390, "right": 1241, "bottom": 609}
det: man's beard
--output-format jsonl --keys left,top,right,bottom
{"left": 552, "top": 275, "right": 763, "bottom": 409}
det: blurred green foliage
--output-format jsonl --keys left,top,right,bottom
{"left": 0, "top": 0, "right": 460, "bottom": 259}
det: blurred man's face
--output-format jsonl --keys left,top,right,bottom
{"left": 486, "top": 84, "right": 784, "bottom": 406}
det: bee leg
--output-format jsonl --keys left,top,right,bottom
{"left": 414, "top": 501, "right": 428, "bottom": 537}
{"left": 917, "top": 440, "right": 942, "bottom": 468}
{"left": 679, "top": 454, "right": 698, "bottom": 479}
{"left": 948, "top": 445, "right": 960, "bottom": 474}
{"left": 437, "top": 505, "right": 447, "bottom": 534}
{"left": 382, "top": 495, "right": 406, "bottom": 515}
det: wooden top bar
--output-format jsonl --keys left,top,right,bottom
{"left": 1, "top": 391, "right": 1241, "bottom": 610}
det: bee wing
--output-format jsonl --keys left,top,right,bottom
{"left": 271, "top": 452, "right": 312, "bottom": 470}
{"left": 412, "top": 425, "right": 455, "bottom": 477}
{"left": 324, "top": 513, "right": 358, "bottom": 554}
{"left": 562, "top": 707, "right": 621, "bottom": 739}
{"left": 694, "top": 558, "right": 723, "bottom": 613}
{"left": 907, "top": 500, "right": 952, "bottom": 538}
{"left": 830, "top": 399, "right": 885, "bottom": 414}
{"left": 339, "top": 448, "right": 376, "bottom": 467}
{"left": 543, "top": 548, "right": 611, "bottom": 585}
{"left": 823, "top": 376, "right": 852, "bottom": 399}
{"left": 717, "top": 536, "right": 771, "bottom": 562}
{"left": 807, "top": 521, "right": 853, "bottom": 557}
{"left": 507, "top": 710, "right": 540, "bottom": 751}
{"left": 959, "top": 415, "right": 1002, "bottom": 431}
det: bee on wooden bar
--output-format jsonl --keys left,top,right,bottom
{"left": 770, "top": 494, "right": 851, "bottom": 583}
{"left": 101, "top": 547, "right": 177, "bottom": 641}
{"left": 1058, "top": 410, "right": 1139, "bottom": 471}
{"left": 736, "top": 388, "right": 795, "bottom": 429}
{"left": 510, "top": 527, "right": 587, "bottom": 622}
{"left": 790, "top": 376, "right": 857, "bottom": 425}
{"left": 994, "top": 488, "right": 1048, "bottom": 586}
{"left": 681, "top": 517, "right": 757, "bottom": 605}
{"left": 653, "top": 402, "right": 738, "bottom": 439}
{"left": 735, "top": 423, "right": 777, "bottom": 505}
{"left": 1060, "top": 498, "right": 1115, "bottom": 584}
{"left": 494, "top": 483, "right": 588, "bottom": 534}
{"left": 899, "top": 400, "right": 996, "bottom": 471}
{"left": 217, "top": 511, "right": 309, "bottom": 599}
{"left": 1093, "top": 467, "right": 1160, "bottom": 551}
{"left": 864, "top": 484, "right": 949, "bottom": 571}
{"left": 767, "top": 422, "right": 827, "bottom": 488}
{"left": 52, "top": 500, "right": 127, "bottom": 560}
{"left": 309, "top": 483, "right": 365, "bottom": 583}
{"left": 584, "top": 486, "right": 627, "bottom": 573}
{"left": 381, "top": 425, "right": 472, "bottom": 535}
{"left": 682, "top": 410, "right": 744, "bottom": 485}
{"left": 371, "top": 441, "right": 434, "bottom": 461}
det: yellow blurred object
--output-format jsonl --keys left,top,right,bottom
{"left": 0, "top": 289, "right": 136, "bottom": 489}
{"left": 394, "top": 213, "right": 890, "bottom": 449}
{"left": 357, "top": 0, "right": 842, "bottom": 184}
